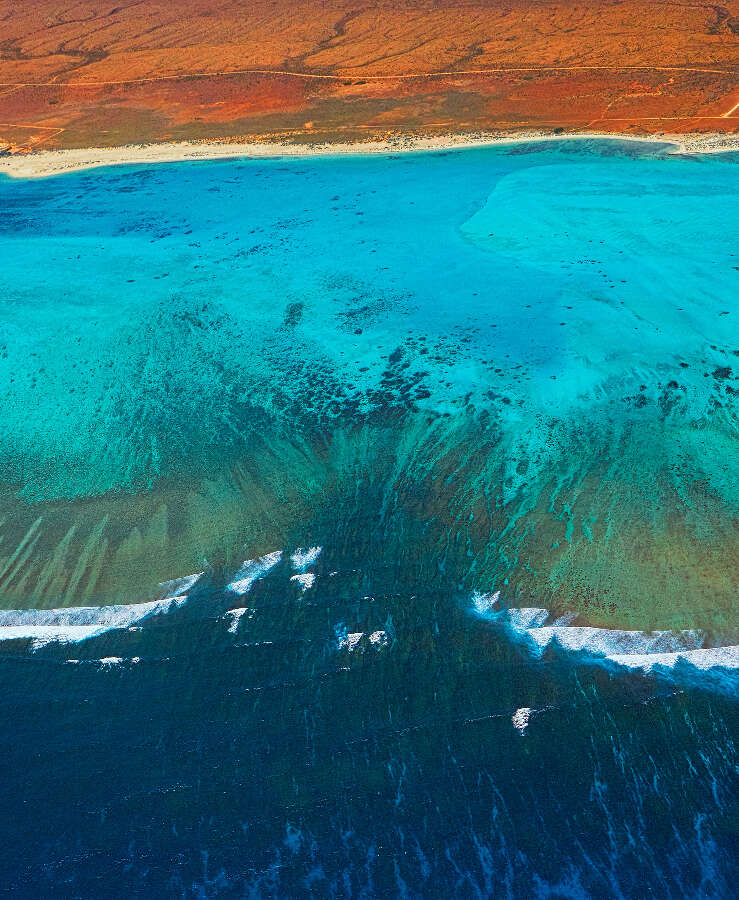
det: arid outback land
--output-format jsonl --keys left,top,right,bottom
{"left": 0, "top": 0, "right": 737, "bottom": 152}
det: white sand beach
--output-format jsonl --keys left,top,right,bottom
{"left": 1, "top": 130, "right": 737, "bottom": 179}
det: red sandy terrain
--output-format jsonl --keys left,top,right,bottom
{"left": 0, "top": 0, "right": 737, "bottom": 150}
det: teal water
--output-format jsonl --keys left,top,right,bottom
{"left": 0, "top": 139, "right": 736, "bottom": 629}
{"left": 0, "top": 139, "right": 737, "bottom": 896}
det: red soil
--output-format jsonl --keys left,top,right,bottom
{"left": 0, "top": 0, "right": 737, "bottom": 151}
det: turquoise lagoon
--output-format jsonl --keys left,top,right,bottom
{"left": 0, "top": 139, "right": 736, "bottom": 630}
{"left": 0, "top": 140, "right": 737, "bottom": 896}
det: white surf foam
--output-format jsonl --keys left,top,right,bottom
{"left": 157, "top": 571, "right": 203, "bottom": 600}
{"left": 608, "top": 645, "right": 739, "bottom": 672}
{"left": 507, "top": 608, "right": 549, "bottom": 628}
{"left": 337, "top": 632, "right": 364, "bottom": 652}
{"left": 0, "top": 570, "right": 204, "bottom": 648}
{"left": 524, "top": 625, "right": 704, "bottom": 656}
{"left": 0, "top": 625, "right": 109, "bottom": 646}
{"left": 0, "top": 592, "right": 191, "bottom": 647}
{"left": 290, "top": 572, "right": 316, "bottom": 592}
{"left": 0, "top": 594, "right": 189, "bottom": 629}
{"left": 66, "top": 656, "right": 141, "bottom": 667}
{"left": 290, "top": 546, "right": 322, "bottom": 571}
{"left": 335, "top": 629, "right": 391, "bottom": 652}
{"left": 470, "top": 590, "right": 500, "bottom": 617}
{"left": 512, "top": 707, "right": 532, "bottom": 735}
{"left": 224, "top": 607, "right": 254, "bottom": 634}
{"left": 476, "top": 600, "right": 738, "bottom": 688}
{"left": 227, "top": 551, "right": 282, "bottom": 595}
{"left": 369, "top": 630, "right": 390, "bottom": 648}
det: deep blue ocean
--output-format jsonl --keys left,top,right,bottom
{"left": 0, "top": 139, "right": 736, "bottom": 897}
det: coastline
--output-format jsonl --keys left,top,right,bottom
{"left": 1, "top": 129, "right": 738, "bottom": 179}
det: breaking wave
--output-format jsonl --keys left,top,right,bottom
{"left": 471, "top": 591, "right": 738, "bottom": 693}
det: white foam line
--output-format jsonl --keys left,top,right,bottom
{"left": 337, "top": 632, "right": 364, "bottom": 652}
{"left": 335, "top": 629, "right": 390, "bottom": 652}
{"left": 157, "top": 571, "right": 203, "bottom": 600}
{"left": 290, "top": 546, "right": 322, "bottom": 571}
{"left": 224, "top": 607, "right": 253, "bottom": 634}
{"left": 66, "top": 656, "right": 141, "bottom": 667}
{"left": 608, "top": 645, "right": 739, "bottom": 672}
{"left": 0, "top": 572, "right": 202, "bottom": 647}
{"left": 369, "top": 630, "right": 390, "bottom": 648}
{"left": 507, "top": 608, "right": 549, "bottom": 628}
{"left": 290, "top": 572, "right": 316, "bottom": 592}
{"left": 524, "top": 625, "right": 704, "bottom": 656}
{"left": 0, "top": 625, "right": 108, "bottom": 646}
{"left": 476, "top": 602, "right": 739, "bottom": 684}
{"left": 512, "top": 707, "right": 532, "bottom": 735}
{"left": 0, "top": 594, "right": 188, "bottom": 631}
{"left": 227, "top": 551, "right": 282, "bottom": 595}
{"left": 470, "top": 590, "right": 500, "bottom": 617}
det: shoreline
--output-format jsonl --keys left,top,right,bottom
{"left": 1, "top": 129, "right": 738, "bottom": 178}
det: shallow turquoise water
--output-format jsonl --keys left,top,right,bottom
{"left": 0, "top": 138, "right": 736, "bottom": 628}
{"left": 1, "top": 141, "right": 736, "bottom": 491}
{"left": 0, "top": 139, "right": 737, "bottom": 896}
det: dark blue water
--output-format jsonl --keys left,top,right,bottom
{"left": 1, "top": 552, "right": 737, "bottom": 898}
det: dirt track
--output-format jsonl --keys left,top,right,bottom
{"left": 0, "top": 0, "right": 737, "bottom": 149}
